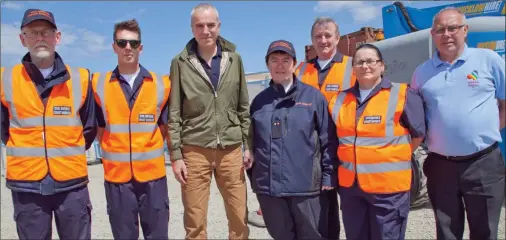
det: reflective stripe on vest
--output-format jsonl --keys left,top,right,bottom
{"left": 339, "top": 160, "right": 411, "bottom": 173}
{"left": 297, "top": 62, "right": 307, "bottom": 80}
{"left": 102, "top": 147, "right": 165, "bottom": 162}
{"left": 341, "top": 58, "right": 353, "bottom": 91}
{"left": 3, "top": 67, "right": 84, "bottom": 157}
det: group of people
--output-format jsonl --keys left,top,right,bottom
{"left": 0, "top": 3, "right": 504, "bottom": 240}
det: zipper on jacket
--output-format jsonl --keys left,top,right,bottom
{"left": 283, "top": 110, "right": 288, "bottom": 136}
{"left": 215, "top": 91, "right": 221, "bottom": 146}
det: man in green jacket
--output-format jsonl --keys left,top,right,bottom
{"left": 168, "top": 3, "right": 252, "bottom": 240}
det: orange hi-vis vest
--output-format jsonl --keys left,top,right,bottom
{"left": 0, "top": 64, "right": 89, "bottom": 182}
{"left": 328, "top": 82, "right": 412, "bottom": 194}
{"left": 295, "top": 56, "right": 356, "bottom": 103}
{"left": 92, "top": 71, "right": 171, "bottom": 183}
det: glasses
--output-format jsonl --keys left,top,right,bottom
{"left": 22, "top": 29, "right": 56, "bottom": 38}
{"left": 115, "top": 39, "right": 141, "bottom": 49}
{"left": 433, "top": 24, "right": 466, "bottom": 35}
{"left": 353, "top": 59, "right": 381, "bottom": 67}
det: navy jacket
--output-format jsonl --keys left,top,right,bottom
{"left": 248, "top": 76, "right": 338, "bottom": 197}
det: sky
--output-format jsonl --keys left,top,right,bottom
{"left": 1, "top": 1, "right": 459, "bottom": 75}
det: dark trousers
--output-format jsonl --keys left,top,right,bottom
{"left": 339, "top": 185, "right": 410, "bottom": 240}
{"left": 256, "top": 193, "right": 331, "bottom": 240}
{"left": 105, "top": 176, "right": 170, "bottom": 240}
{"left": 325, "top": 189, "right": 341, "bottom": 240}
{"left": 425, "top": 144, "right": 505, "bottom": 240}
{"left": 11, "top": 186, "right": 92, "bottom": 240}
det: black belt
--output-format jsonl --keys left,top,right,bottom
{"left": 429, "top": 142, "right": 498, "bottom": 161}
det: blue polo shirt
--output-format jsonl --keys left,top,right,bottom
{"left": 411, "top": 45, "right": 505, "bottom": 156}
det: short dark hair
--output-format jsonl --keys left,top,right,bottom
{"left": 113, "top": 19, "right": 141, "bottom": 41}
{"left": 353, "top": 43, "right": 384, "bottom": 62}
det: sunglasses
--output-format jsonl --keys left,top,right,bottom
{"left": 115, "top": 39, "right": 141, "bottom": 49}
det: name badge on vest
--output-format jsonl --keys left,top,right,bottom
{"left": 53, "top": 106, "right": 72, "bottom": 115}
{"left": 363, "top": 116, "right": 381, "bottom": 124}
{"left": 138, "top": 114, "right": 155, "bottom": 122}
{"left": 325, "top": 84, "right": 340, "bottom": 92}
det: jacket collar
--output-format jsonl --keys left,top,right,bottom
{"left": 307, "top": 51, "right": 345, "bottom": 70}
{"left": 269, "top": 74, "right": 299, "bottom": 101}
{"left": 109, "top": 64, "right": 152, "bottom": 82}
{"left": 192, "top": 40, "right": 223, "bottom": 58}
{"left": 21, "top": 51, "right": 68, "bottom": 82}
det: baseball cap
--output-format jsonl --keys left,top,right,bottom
{"left": 266, "top": 40, "right": 296, "bottom": 59}
{"left": 20, "top": 9, "right": 57, "bottom": 29}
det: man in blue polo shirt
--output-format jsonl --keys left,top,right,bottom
{"left": 411, "top": 7, "right": 505, "bottom": 240}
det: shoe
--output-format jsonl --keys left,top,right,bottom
{"left": 248, "top": 210, "right": 266, "bottom": 228}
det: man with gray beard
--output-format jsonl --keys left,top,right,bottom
{"left": 0, "top": 8, "right": 96, "bottom": 240}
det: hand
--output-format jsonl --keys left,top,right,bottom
{"left": 322, "top": 186, "right": 334, "bottom": 191}
{"left": 172, "top": 159, "right": 188, "bottom": 185}
{"left": 243, "top": 150, "right": 254, "bottom": 169}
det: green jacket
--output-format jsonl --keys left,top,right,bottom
{"left": 168, "top": 36, "right": 251, "bottom": 161}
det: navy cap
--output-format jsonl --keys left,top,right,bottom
{"left": 20, "top": 9, "right": 57, "bottom": 29}
{"left": 266, "top": 40, "right": 296, "bottom": 59}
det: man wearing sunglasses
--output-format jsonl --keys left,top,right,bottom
{"left": 168, "top": 3, "right": 252, "bottom": 239}
{"left": 0, "top": 8, "right": 96, "bottom": 240}
{"left": 91, "top": 19, "right": 171, "bottom": 239}
{"left": 411, "top": 7, "right": 505, "bottom": 240}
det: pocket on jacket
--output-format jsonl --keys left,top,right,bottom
{"left": 227, "top": 110, "right": 240, "bottom": 126}
{"left": 288, "top": 107, "right": 313, "bottom": 137}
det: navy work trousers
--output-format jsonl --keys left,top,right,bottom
{"left": 11, "top": 186, "right": 92, "bottom": 240}
{"left": 339, "top": 185, "right": 410, "bottom": 240}
{"left": 325, "top": 188, "right": 341, "bottom": 240}
{"left": 105, "top": 176, "right": 170, "bottom": 240}
{"left": 257, "top": 193, "right": 333, "bottom": 240}
{"left": 425, "top": 143, "right": 505, "bottom": 240}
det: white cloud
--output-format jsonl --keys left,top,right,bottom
{"left": 1, "top": 2, "right": 23, "bottom": 10}
{"left": 0, "top": 22, "right": 110, "bottom": 66}
{"left": 314, "top": 1, "right": 382, "bottom": 23}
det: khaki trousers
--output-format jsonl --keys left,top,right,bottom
{"left": 181, "top": 144, "right": 249, "bottom": 240}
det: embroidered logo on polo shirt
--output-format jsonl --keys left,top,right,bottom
{"left": 53, "top": 106, "right": 72, "bottom": 115}
{"left": 363, "top": 115, "right": 381, "bottom": 124}
{"left": 138, "top": 114, "right": 155, "bottom": 122}
{"left": 467, "top": 70, "right": 479, "bottom": 87}
{"left": 325, "top": 84, "right": 340, "bottom": 92}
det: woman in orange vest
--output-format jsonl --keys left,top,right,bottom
{"left": 328, "top": 44, "right": 426, "bottom": 240}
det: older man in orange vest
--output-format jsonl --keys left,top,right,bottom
{"left": 1, "top": 9, "right": 96, "bottom": 240}
{"left": 92, "top": 19, "right": 171, "bottom": 239}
